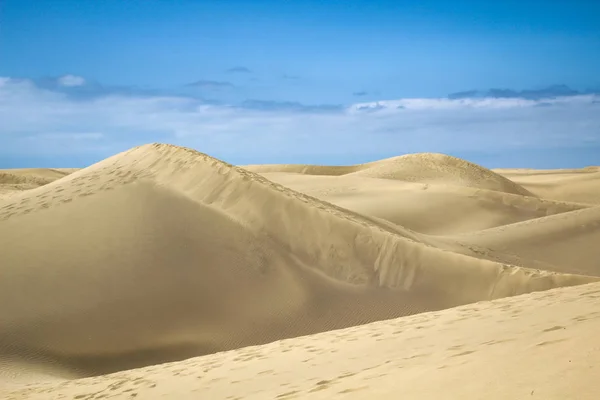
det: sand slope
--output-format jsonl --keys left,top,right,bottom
{"left": 5, "top": 281, "right": 600, "bottom": 400}
{"left": 1, "top": 145, "right": 598, "bottom": 398}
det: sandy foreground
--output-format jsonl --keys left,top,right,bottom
{"left": 1, "top": 143, "right": 599, "bottom": 399}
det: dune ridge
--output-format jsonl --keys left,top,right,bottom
{"left": 1, "top": 144, "right": 598, "bottom": 396}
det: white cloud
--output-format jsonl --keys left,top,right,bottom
{"left": 57, "top": 75, "right": 86, "bottom": 87}
{"left": 0, "top": 77, "right": 599, "bottom": 164}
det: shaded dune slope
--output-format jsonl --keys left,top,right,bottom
{"left": 0, "top": 144, "right": 594, "bottom": 381}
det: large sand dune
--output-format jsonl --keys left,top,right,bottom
{"left": 1, "top": 144, "right": 598, "bottom": 398}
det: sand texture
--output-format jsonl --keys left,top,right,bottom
{"left": 1, "top": 143, "right": 599, "bottom": 399}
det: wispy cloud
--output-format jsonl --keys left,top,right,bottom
{"left": 57, "top": 75, "right": 86, "bottom": 87}
{"left": 448, "top": 84, "right": 591, "bottom": 100}
{"left": 32, "top": 76, "right": 169, "bottom": 100}
{"left": 356, "top": 102, "right": 385, "bottom": 112}
{"left": 185, "top": 80, "right": 234, "bottom": 89}
{"left": 1, "top": 77, "right": 599, "bottom": 165}
{"left": 226, "top": 66, "right": 252, "bottom": 74}
{"left": 351, "top": 95, "right": 598, "bottom": 111}
{"left": 282, "top": 74, "right": 301, "bottom": 80}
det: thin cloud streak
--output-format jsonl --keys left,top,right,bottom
{"left": 57, "top": 75, "right": 86, "bottom": 87}
{"left": 226, "top": 66, "right": 252, "bottom": 73}
{"left": 185, "top": 80, "right": 234, "bottom": 89}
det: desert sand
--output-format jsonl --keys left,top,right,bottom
{"left": 1, "top": 144, "right": 599, "bottom": 399}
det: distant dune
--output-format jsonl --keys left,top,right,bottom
{"left": 0, "top": 169, "right": 73, "bottom": 195}
{"left": 246, "top": 153, "right": 535, "bottom": 196}
{"left": 1, "top": 144, "right": 599, "bottom": 399}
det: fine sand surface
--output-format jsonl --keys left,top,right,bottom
{"left": 5, "top": 281, "right": 600, "bottom": 400}
{"left": 1, "top": 144, "right": 599, "bottom": 398}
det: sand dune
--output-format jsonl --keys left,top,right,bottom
{"left": 6, "top": 281, "right": 599, "bottom": 400}
{"left": 1, "top": 144, "right": 599, "bottom": 398}
{"left": 246, "top": 153, "right": 535, "bottom": 196}
{"left": 449, "top": 205, "right": 600, "bottom": 276}
{"left": 347, "top": 153, "right": 536, "bottom": 196}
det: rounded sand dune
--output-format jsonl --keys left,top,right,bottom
{"left": 0, "top": 144, "right": 593, "bottom": 384}
{"left": 347, "top": 153, "right": 535, "bottom": 196}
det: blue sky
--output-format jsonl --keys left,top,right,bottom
{"left": 1, "top": 0, "right": 599, "bottom": 168}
